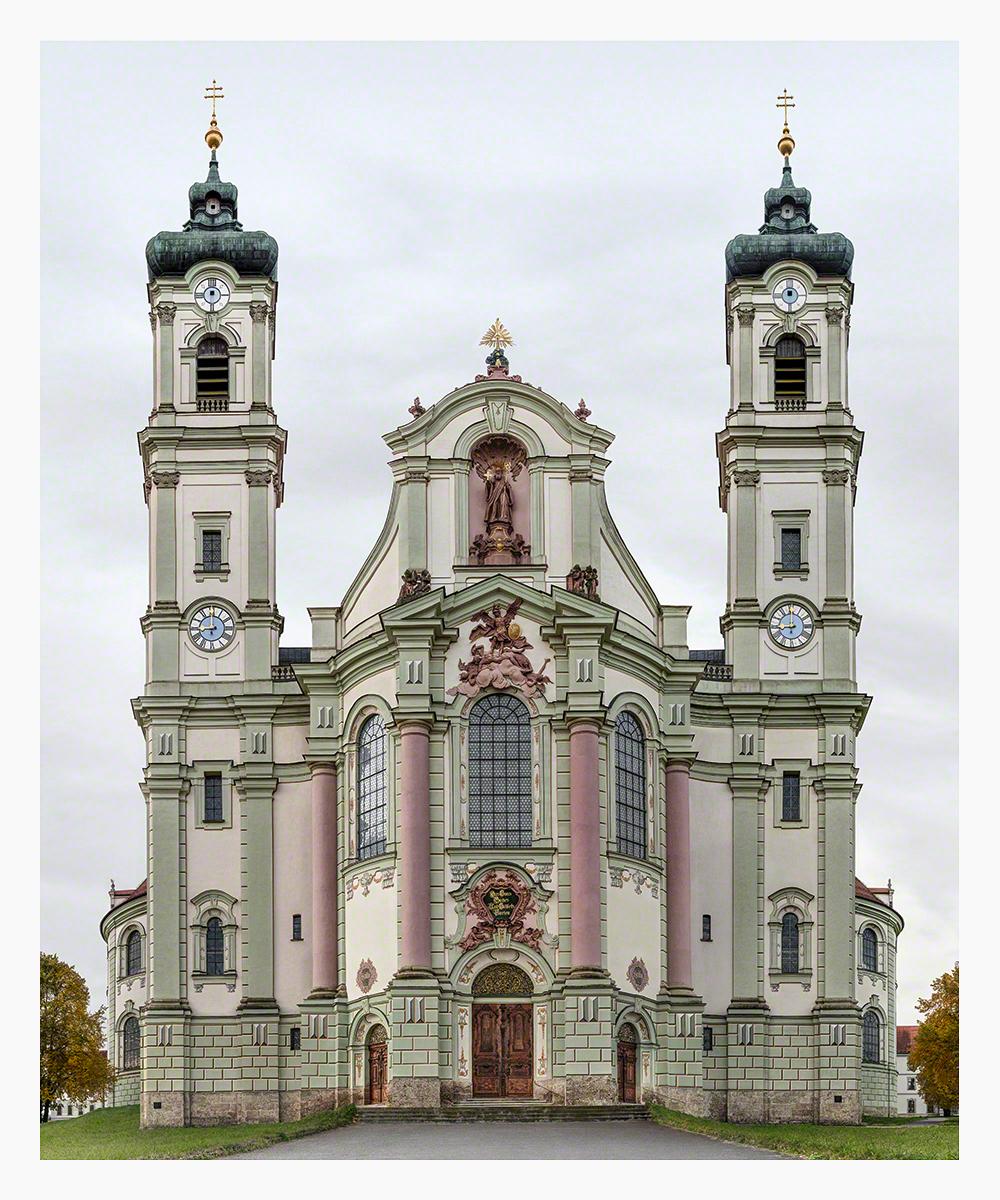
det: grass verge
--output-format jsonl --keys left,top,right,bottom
{"left": 649, "top": 1104, "right": 958, "bottom": 1160}
{"left": 40, "top": 1102, "right": 356, "bottom": 1160}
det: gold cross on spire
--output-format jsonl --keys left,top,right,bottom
{"left": 204, "top": 79, "right": 224, "bottom": 151}
{"left": 205, "top": 79, "right": 225, "bottom": 120}
{"left": 776, "top": 89, "right": 795, "bottom": 123}
{"left": 480, "top": 318, "right": 514, "bottom": 353}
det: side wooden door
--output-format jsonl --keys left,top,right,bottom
{"left": 503, "top": 1004, "right": 534, "bottom": 1098}
{"left": 367, "top": 1038, "right": 388, "bottom": 1104}
{"left": 617, "top": 1037, "right": 637, "bottom": 1102}
{"left": 472, "top": 1004, "right": 502, "bottom": 1097}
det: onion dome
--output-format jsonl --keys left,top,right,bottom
{"left": 725, "top": 109, "right": 853, "bottom": 282}
{"left": 145, "top": 150, "right": 278, "bottom": 281}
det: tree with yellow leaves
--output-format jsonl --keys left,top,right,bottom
{"left": 909, "top": 963, "right": 959, "bottom": 1112}
{"left": 40, "top": 952, "right": 115, "bottom": 1122}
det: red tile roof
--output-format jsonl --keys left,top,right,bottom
{"left": 897, "top": 1025, "right": 918, "bottom": 1055}
{"left": 111, "top": 879, "right": 147, "bottom": 904}
{"left": 855, "top": 877, "right": 881, "bottom": 903}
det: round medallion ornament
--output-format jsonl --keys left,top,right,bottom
{"left": 195, "top": 276, "right": 231, "bottom": 312}
{"left": 768, "top": 602, "right": 814, "bottom": 650}
{"left": 626, "top": 956, "right": 649, "bottom": 993}
{"left": 187, "top": 604, "right": 236, "bottom": 652}
{"left": 772, "top": 277, "right": 806, "bottom": 314}
{"left": 356, "top": 958, "right": 377, "bottom": 994}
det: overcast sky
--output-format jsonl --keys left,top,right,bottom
{"left": 40, "top": 41, "right": 956, "bottom": 1024}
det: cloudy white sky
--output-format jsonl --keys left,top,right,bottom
{"left": 40, "top": 41, "right": 957, "bottom": 1024}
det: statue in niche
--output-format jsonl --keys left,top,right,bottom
{"left": 470, "top": 436, "right": 530, "bottom": 565}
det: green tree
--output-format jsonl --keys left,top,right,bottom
{"left": 909, "top": 963, "right": 959, "bottom": 1112}
{"left": 40, "top": 953, "right": 115, "bottom": 1122}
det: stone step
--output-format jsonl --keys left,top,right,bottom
{"left": 357, "top": 1103, "right": 648, "bottom": 1123}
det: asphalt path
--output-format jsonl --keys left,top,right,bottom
{"left": 234, "top": 1118, "right": 786, "bottom": 1159}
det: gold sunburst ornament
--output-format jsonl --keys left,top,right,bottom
{"left": 480, "top": 318, "right": 514, "bottom": 353}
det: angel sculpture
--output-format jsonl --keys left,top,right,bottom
{"left": 448, "top": 597, "right": 552, "bottom": 700}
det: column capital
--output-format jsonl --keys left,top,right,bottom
{"left": 308, "top": 760, "right": 338, "bottom": 777}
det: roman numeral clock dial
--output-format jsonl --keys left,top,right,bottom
{"left": 188, "top": 605, "right": 236, "bottom": 652}
{"left": 768, "top": 603, "right": 814, "bottom": 649}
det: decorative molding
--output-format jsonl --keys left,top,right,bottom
{"left": 823, "top": 468, "right": 853, "bottom": 486}
{"left": 626, "top": 956, "right": 650, "bottom": 993}
{"left": 245, "top": 468, "right": 274, "bottom": 487}
{"left": 824, "top": 304, "right": 845, "bottom": 325}
{"left": 736, "top": 304, "right": 756, "bottom": 326}
{"left": 344, "top": 866, "right": 395, "bottom": 901}
{"left": 609, "top": 865, "right": 659, "bottom": 898}
{"left": 574, "top": 398, "right": 592, "bottom": 421}
{"left": 148, "top": 309, "right": 158, "bottom": 332}
{"left": 732, "top": 469, "right": 760, "bottom": 487}
{"left": 355, "top": 959, "right": 377, "bottom": 994}
{"left": 565, "top": 564, "right": 600, "bottom": 602}
{"left": 249, "top": 302, "right": 269, "bottom": 323}
{"left": 150, "top": 470, "right": 180, "bottom": 489}
{"left": 154, "top": 302, "right": 176, "bottom": 325}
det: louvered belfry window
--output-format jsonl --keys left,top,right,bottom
{"left": 468, "top": 694, "right": 532, "bottom": 848}
{"left": 615, "top": 712, "right": 647, "bottom": 860}
{"left": 774, "top": 335, "right": 806, "bottom": 402}
{"left": 196, "top": 336, "right": 229, "bottom": 409}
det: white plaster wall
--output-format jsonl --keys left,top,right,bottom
{"left": 765, "top": 728, "right": 818, "bottom": 763}
{"left": 691, "top": 725, "right": 731, "bottom": 764}
{"left": 273, "top": 779, "right": 313, "bottom": 1012}
{"left": 342, "top": 667, "right": 398, "bottom": 727}
{"left": 690, "top": 780, "right": 732, "bottom": 1013}
{"left": 598, "top": 533, "right": 656, "bottom": 634}
{"left": 606, "top": 870, "right": 660, "bottom": 999}
{"left": 543, "top": 474, "right": 572, "bottom": 581}
{"left": 764, "top": 815, "right": 819, "bottom": 1016}
{"left": 178, "top": 480, "right": 247, "bottom": 614}
{"left": 603, "top": 668, "right": 659, "bottom": 715}
{"left": 185, "top": 814, "right": 241, "bottom": 1017}
{"left": 343, "top": 528, "right": 400, "bottom": 635}
{"left": 344, "top": 880, "right": 398, "bottom": 999}
{"left": 427, "top": 475, "right": 454, "bottom": 580}
{"left": 186, "top": 726, "right": 240, "bottom": 764}
{"left": 273, "top": 722, "right": 308, "bottom": 764}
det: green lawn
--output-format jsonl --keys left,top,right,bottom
{"left": 40, "top": 1102, "right": 356, "bottom": 1160}
{"left": 649, "top": 1104, "right": 958, "bottom": 1160}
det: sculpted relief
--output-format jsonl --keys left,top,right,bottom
{"left": 448, "top": 598, "right": 552, "bottom": 701}
{"left": 470, "top": 435, "right": 531, "bottom": 565}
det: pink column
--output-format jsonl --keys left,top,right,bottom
{"left": 399, "top": 722, "right": 432, "bottom": 974}
{"left": 310, "top": 762, "right": 339, "bottom": 996}
{"left": 569, "top": 720, "right": 602, "bottom": 974}
{"left": 665, "top": 759, "right": 693, "bottom": 992}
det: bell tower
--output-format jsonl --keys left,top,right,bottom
{"left": 140, "top": 84, "right": 284, "bottom": 692}
{"left": 717, "top": 95, "right": 862, "bottom": 694}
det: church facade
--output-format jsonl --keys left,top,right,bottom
{"left": 101, "top": 105, "right": 903, "bottom": 1127}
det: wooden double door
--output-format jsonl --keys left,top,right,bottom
{"left": 472, "top": 1004, "right": 534, "bottom": 1098}
{"left": 366, "top": 1038, "right": 388, "bottom": 1105}
{"left": 617, "top": 1037, "right": 637, "bottom": 1102}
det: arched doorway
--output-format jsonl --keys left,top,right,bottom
{"left": 617, "top": 1022, "right": 638, "bottom": 1103}
{"left": 471, "top": 963, "right": 534, "bottom": 1098}
{"left": 366, "top": 1025, "right": 388, "bottom": 1105}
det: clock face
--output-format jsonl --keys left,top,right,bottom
{"left": 194, "top": 277, "right": 231, "bottom": 313}
{"left": 188, "top": 605, "right": 236, "bottom": 652}
{"left": 768, "top": 603, "right": 814, "bottom": 650}
{"left": 772, "top": 278, "right": 806, "bottom": 314}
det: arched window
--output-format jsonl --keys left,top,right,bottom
{"left": 861, "top": 926, "right": 878, "bottom": 972}
{"left": 125, "top": 929, "right": 142, "bottom": 976}
{"left": 780, "top": 911, "right": 800, "bottom": 974}
{"left": 774, "top": 335, "right": 806, "bottom": 407}
{"left": 196, "top": 336, "right": 229, "bottom": 411}
{"left": 614, "top": 712, "right": 647, "bottom": 860}
{"left": 357, "top": 715, "right": 388, "bottom": 861}
{"left": 862, "top": 1009, "right": 881, "bottom": 1063}
{"left": 206, "top": 916, "right": 225, "bottom": 975}
{"left": 468, "top": 694, "right": 532, "bottom": 848}
{"left": 122, "top": 1016, "right": 140, "bottom": 1072}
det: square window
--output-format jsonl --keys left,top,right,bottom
{"left": 780, "top": 528, "right": 802, "bottom": 570}
{"left": 202, "top": 530, "right": 223, "bottom": 572}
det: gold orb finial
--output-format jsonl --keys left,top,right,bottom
{"left": 204, "top": 79, "right": 224, "bottom": 151}
{"left": 776, "top": 89, "right": 795, "bottom": 158}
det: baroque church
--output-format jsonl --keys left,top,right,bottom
{"left": 101, "top": 92, "right": 904, "bottom": 1127}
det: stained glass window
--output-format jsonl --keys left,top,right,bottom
{"left": 206, "top": 916, "right": 225, "bottom": 975}
{"left": 202, "top": 530, "right": 223, "bottom": 572}
{"left": 122, "top": 1016, "right": 140, "bottom": 1071}
{"left": 862, "top": 1010, "right": 881, "bottom": 1063}
{"left": 357, "top": 715, "right": 388, "bottom": 860}
{"left": 125, "top": 929, "right": 142, "bottom": 976}
{"left": 780, "top": 528, "right": 802, "bottom": 570}
{"left": 615, "top": 712, "right": 646, "bottom": 860}
{"left": 468, "top": 694, "right": 532, "bottom": 848}
{"left": 781, "top": 911, "right": 800, "bottom": 973}
{"left": 861, "top": 926, "right": 878, "bottom": 972}
{"left": 782, "top": 772, "right": 801, "bottom": 822}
